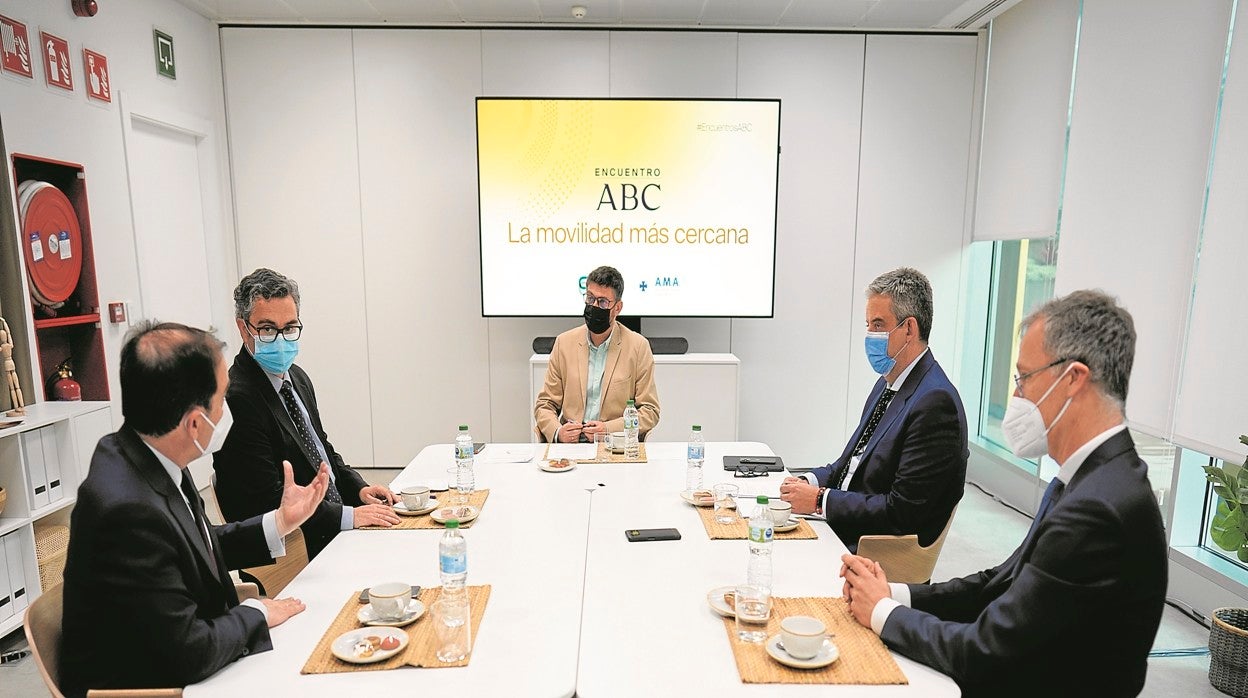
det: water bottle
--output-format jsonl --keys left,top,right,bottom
{"left": 747, "top": 495, "right": 774, "bottom": 592}
{"left": 455, "top": 425, "right": 474, "bottom": 495}
{"left": 685, "top": 425, "right": 705, "bottom": 494}
{"left": 623, "top": 399, "right": 640, "bottom": 459}
{"left": 439, "top": 519, "right": 468, "bottom": 597}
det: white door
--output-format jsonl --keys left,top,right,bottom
{"left": 126, "top": 117, "right": 213, "bottom": 330}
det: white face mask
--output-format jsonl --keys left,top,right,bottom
{"left": 193, "top": 403, "right": 234, "bottom": 457}
{"left": 1001, "top": 364, "right": 1073, "bottom": 459}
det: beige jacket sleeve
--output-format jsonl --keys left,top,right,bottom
{"left": 534, "top": 328, "right": 584, "bottom": 442}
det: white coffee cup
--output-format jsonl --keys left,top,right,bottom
{"left": 779, "top": 615, "right": 828, "bottom": 659}
{"left": 610, "top": 431, "right": 626, "bottom": 451}
{"left": 368, "top": 582, "right": 411, "bottom": 621}
{"left": 768, "top": 500, "right": 793, "bottom": 526}
{"left": 401, "top": 485, "right": 430, "bottom": 510}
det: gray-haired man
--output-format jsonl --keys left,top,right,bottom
{"left": 841, "top": 289, "right": 1166, "bottom": 696}
{"left": 780, "top": 267, "right": 968, "bottom": 555}
{"left": 213, "top": 268, "right": 399, "bottom": 562}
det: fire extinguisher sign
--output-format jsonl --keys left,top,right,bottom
{"left": 40, "top": 31, "right": 72, "bottom": 91}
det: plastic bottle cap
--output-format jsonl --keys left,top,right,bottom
{"left": 692, "top": 425, "right": 701, "bottom": 431}
{"left": 446, "top": 519, "right": 459, "bottom": 528}
{"left": 458, "top": 425, "right": 468, "bottom": 431}
{"left": 627, "top": 399, "right": 635, "bottom": 406}
{"left": 756, "top": 495, "right": 769, "bottom": 504}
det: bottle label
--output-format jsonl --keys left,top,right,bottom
{"left": 625, "top": 416, "right": 638, "bottom": 430}
{"left": 455, "top": 443, "right": 472, "bottom": 460}
{"left": 688, "top": 444, "right": 704, "bottom": 460}
{"left": 748, "top": 523, "right": 773, "bottom": 544}
{"left": 440, "top": 551, "right": 467, "bottom": 575}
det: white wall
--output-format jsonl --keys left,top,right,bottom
{"left": 0, "top": 0, "right": 236, "bottom": 427}
{"left": 221, "top": 27, "right": 982, "bottom": 468}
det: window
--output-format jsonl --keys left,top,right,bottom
{"left": 977, "top": 237, "right": 1059, "bottom": 471}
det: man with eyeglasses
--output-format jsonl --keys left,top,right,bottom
{"left": 535, "top": 265, "right": 660, "bottom": 443}
{"left": 779, "top": 267, "right": 967, "bottom": 554}
{"left": 840, "top": 290, "right": 1166, "bottom": 697}
{"left": 213, "top": 268, "right": 400, "bottom": 561}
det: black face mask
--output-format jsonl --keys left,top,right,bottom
{"left": 583, "top": 303, "right": 612, "bottom": 334}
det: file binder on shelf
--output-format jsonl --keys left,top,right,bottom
{"left": 3, "top": 532, "right": 27, "bottom": 613}
{"left": 21, "top": 430, "right": 49, "bottom": 509}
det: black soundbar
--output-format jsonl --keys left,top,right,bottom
{"left": 532, "top": 336, "right": 689, "bottom": 355}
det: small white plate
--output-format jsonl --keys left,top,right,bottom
{"left": 706, "top": 585, "right": 737, "bottom": 618}
{"left": 540, "top": 459, "right": 577, "bottom": 473}
{"left": 357, "top": 598, "right": 425, "bottom": 627}
{"left": 393, "top": 499, "right": 438, "bottom": 516}
{"left": 430, "top": 504, "right": 479, "bottom": 525}
{"left": 331, "top": 627, "right": 408, "bottom": 664}
{"left": 772, "top": 517, "right": 801, "bottom": 533}
{"left": 680, "top": 490, "right": 723, "bottom": 507}
{"left": 765, "top": 634, "right": 839, "bottom": 669}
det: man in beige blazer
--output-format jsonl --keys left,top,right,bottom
{"left": 535, "top": 266, "right": 661, "bottom": 443}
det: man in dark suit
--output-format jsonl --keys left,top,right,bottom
{"left": 213, "top": 268, "right": 399, "bottom": 560}
{"left": 60, "top": 322, "right": 330, "bottom": 697}
{"left": 780, "top": 267, "right": 967, "bottom": 552}
{"left": 841, "top": 290, "right": 1168, "bottom": 697}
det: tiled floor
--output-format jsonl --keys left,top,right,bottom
{"left": 0, "top": 480, "right": 1230, "bottom": 696}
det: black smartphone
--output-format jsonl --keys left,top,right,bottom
{"left": 359, "top": 585, "right": 421, "bottom": 603}
{"left": 473, "top": 442, "right": 486, "bottom": 454}
{"left": 625, "top": 528, "right": 681, "bottom": 542}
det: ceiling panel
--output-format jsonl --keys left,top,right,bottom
{"left": 858, "top": 0, "right": 969, "bottom": 28}
{"left": 779, "top": 0, "right": 874, "bottom": 27}
{"left": 619, "top": 0, "right": 704, "bottom": 24}
{"left": 366, "top": 0, "right": 463, "bottom": 22}
{"left": 172, "top": 0, "right": 983, "bottom": 28}
{"left": 699, "top": 0, "right": 788, "bottom": 26}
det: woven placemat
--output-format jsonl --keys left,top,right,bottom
{"left": 301, "top": 584, "right": 491, "bottom": 674}
{"left": 542, "top": 442, "right": 648, "bottom": 463}
{"left": 361, "top": 490, "right": 491, "bottom": 530}
{"left": 694, "top": 505, "right": 818, "bottom": 540}
{"left": 720, "top": 596, "right": 907, "bottom": 685}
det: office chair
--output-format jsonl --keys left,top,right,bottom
{"left": 207, "top": 473, "right": 309, "bottom": 597}
{"left": 23, "top": 581, "right": 256, "bottom": 698}
{"left": 856, "top": 505, "right": 958, "bottom": 584}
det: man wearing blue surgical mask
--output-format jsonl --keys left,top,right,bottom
{"left": 213, "top": 268, "right": 400, "bottom": 563}
{"left": 779, "top": 267, "right": 967, "bottom": 557}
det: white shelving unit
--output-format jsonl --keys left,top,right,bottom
{"left": 0, "top": 400, "right": 112, "bottom": 638}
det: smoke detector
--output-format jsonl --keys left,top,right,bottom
{"left": 571, "top": 5, "right": 587, "bottom": 19}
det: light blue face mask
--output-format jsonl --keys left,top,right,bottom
{"left": 253, "top": 336, "right": 299, "bottom": 375}
{"left": 864, "top": 321, "right": 910, "bottom": 375}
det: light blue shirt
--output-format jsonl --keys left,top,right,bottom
{"left": 263, "top": 366, "right": 354, "bottom": 532}
{"left": 144, "top": 442, "right": 284, "bottom": 622}
{"left": 582, "top": 326, "right": 613, "bottom": 423}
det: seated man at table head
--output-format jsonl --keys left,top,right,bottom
{"left": 534, "top": 264, "right": 660, "bottom": 443}
{"left": 779, "top": 267, "right": 967, "bottom": 554}
{"left": 213, "top": 267, "right": 399, "bottom": 561}
{"left": 841, "top": 290, "right": 1167, "bottom": 697}
{"left": 61, "top": 321, "right": 329, "bottom": 697}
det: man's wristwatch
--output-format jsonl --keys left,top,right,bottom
{"left": 814, "top": 487, "right": 828, "bottom": 516}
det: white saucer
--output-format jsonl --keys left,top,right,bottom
{"left": 394, "top": 499, "right": 438, "bottom": 516}
{"left": 540, "top": 459, "right": 577, "bottom": 473}
{"left": 772, "top": 517, "right": 801, "bottom": 533}
{"left": 430, "top": 504, "right": 479, "bottom": 525}
{"left": 680, "top": 490, "right": 727, "bottom": 508}
{"left": 765, "top": 634, "right": 839, "bottom": 669}
{"left": 357, "top": 598, "right": 425, "bottom": 627}
{"left": 331, "top": 626, "right": 409, "bottom": 664}
{"left": 706, "top": 585, "right": 736, "bottom": 618}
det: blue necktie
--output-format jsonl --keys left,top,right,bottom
{"left": 279, "top": 380, "right": 342, "bottom": 505}
{"left": 833, "top": 388, "right": 896, "bottom": 489}
{"left": 1023, "top": 478, "right": 1065, "bottom": 545}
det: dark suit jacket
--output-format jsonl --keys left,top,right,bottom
{"left": 213, "top": 348, "right": 368, "bottom": 560}
{"left": 880, "top": 430, "right": 1168, "bottom": 697}
{"left": 808, "top": 351, "right": 968, "bottom": 552}
{"left": 61, "top": 427, "right": 274, "bottom": 697}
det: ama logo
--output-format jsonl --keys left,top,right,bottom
{"left": 639, "top": 276, "right": 679, "bottom": 292}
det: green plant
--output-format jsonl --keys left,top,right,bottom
{"left": 1204, "top": 435, "right": 1248, "bottom": 561}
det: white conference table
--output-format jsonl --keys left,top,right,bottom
{"left": 190, "top": 442, "right": 959, "bottom": 697}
